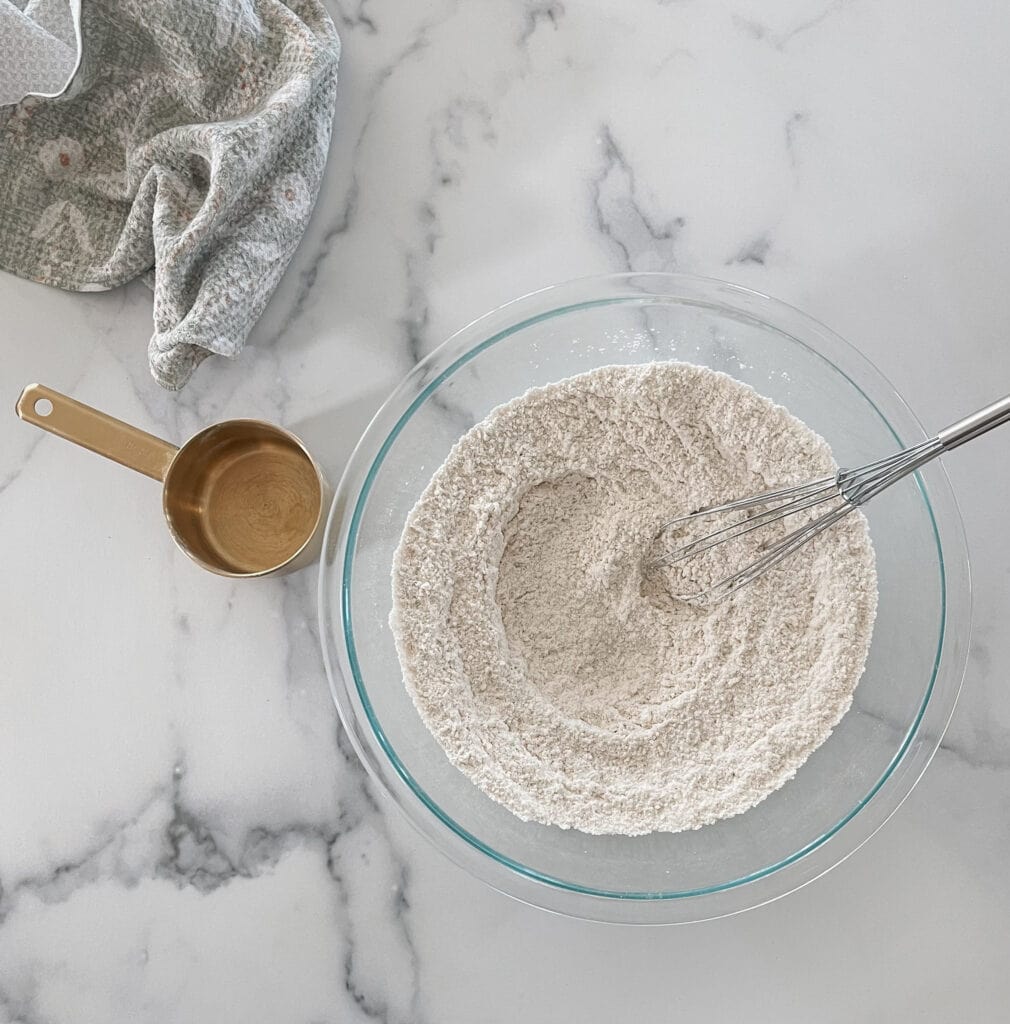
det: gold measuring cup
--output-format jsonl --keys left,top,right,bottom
{"left": 17, "top": 384, "right": 330, "bottom": 578}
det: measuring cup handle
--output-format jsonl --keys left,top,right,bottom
{"left": 16, "top": 384, "right": 178, "bottom": 482}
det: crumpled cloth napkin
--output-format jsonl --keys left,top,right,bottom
{"left": 0, "top": 0, "right": 339, "bottom": 389}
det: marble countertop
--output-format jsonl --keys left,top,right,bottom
{"left": 4, "top": 1, "right": 1010, "bottom": 1020}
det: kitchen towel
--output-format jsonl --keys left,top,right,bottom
{"left": 0, "top": 0, "right": 340, "bottom": 389}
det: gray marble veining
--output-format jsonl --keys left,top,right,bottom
{"left": 3, "top": 0, "right": 1010, "bottom": 1020}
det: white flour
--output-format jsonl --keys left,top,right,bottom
{"left": 390, "top": 363, "right": 877, "bottom": 835}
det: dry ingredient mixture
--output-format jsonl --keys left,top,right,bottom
{"left": 390, "top": 363, "right": 877, "bottom": 836}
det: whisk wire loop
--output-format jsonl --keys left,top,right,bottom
{"left": 649, "top": 394, "right": 1010, "bottom": 604}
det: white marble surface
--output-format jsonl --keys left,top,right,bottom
{"left": 3, "top": 0, "right": 1010, "bottom": 1019}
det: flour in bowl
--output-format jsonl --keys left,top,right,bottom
{"left": 390, "top": 363, "right": 877, "bottom": 836}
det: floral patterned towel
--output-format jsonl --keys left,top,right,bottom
{"left": 0, "top": 0, "right": 339, "bottom": 389}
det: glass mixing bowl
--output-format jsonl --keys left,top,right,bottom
{"left": 319, "top": 273, "right": 970, "bottom": 924}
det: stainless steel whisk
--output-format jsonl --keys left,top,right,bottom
{"left": 649, "top": 394, "right": 1010, "bottom": 603}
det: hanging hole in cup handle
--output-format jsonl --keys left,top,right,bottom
{"left": 15, "top": 383, "right": 179, "bottom": 481}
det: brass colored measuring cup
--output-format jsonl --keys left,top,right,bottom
{"left": 17, "top": 384, "right": 330, "bottom": 577}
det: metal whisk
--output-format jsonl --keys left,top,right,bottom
{"left": 649, "top": 394, "right": 1010, "bottom": 604}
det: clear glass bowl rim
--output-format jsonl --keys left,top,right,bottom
{"left": 319, "top": 272, "right": 971, "bottom": 924}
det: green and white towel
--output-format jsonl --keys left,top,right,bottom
{"left": 0, "top": 0, "right": 83, "bottom": 106}
{"left": 0, "top": 0, "right": 340, "bottom": 389}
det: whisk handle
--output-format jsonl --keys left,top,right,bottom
{"left": 937, "top": 394, "right": 1010, "bottom": 451}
